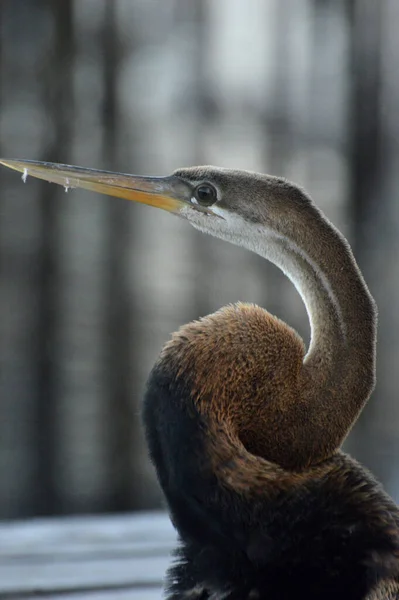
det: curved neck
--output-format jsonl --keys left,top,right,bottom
{"left": 205, "top": 203, "right": 377, "bottom": 462}
{"left": 257, "top": 208, "right": 377, "bottom": 456}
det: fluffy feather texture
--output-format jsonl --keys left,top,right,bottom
{"left": 144, "top": 304, "right": 399, "bottom": 599}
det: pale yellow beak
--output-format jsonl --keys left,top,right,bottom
{"left": 0, "top": 158, "right": 195, "bottom": 214}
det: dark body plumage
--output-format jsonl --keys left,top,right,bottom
{"left": 144, "top": 342, "right": 399, "bottom": 600}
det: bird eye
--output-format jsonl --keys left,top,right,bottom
{"left": 194, "top": 184, "right": 217, "bottom": 206}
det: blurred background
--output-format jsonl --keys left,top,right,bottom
{"left": 0, "top": 0, "right": 398, "bottom": 520}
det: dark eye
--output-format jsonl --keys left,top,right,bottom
{"left": 194, "top": 184, "right": 217, "bottom": 206}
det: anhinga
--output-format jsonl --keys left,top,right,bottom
{"left": 1, "top": 159, "right": 399, "bottom": 599}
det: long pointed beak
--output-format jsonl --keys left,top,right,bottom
{"left": 0, "top": 158, "right": 196, "bottom": 214}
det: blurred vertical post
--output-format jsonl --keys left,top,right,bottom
{"left": 347, "top": 0, "right": 383, "bottom": 259}
{"left": 345, "top": 0, "right": 383, "bottom": 466}
{"left": 101, "top": 0, "right": 135, "bottom": 511}
{"left": 262, "top": 0, "right": 294, "bottom": 320}
{"left": 187, "top": 0, "right": 217, "bottom": 319}
{"left": 34, "top": 0, "right": 75, "bottom": 515}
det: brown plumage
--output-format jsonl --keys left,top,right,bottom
{"left": 0, "top": 158, "right": 398, "bottom": 599}
{"left": 161, "top": 303, "right": 306, "bottom": 471}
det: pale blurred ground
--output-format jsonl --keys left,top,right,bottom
{"left": 0, "top": 0, "right": 399, "bottom": 519}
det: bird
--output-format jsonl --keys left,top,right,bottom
{"left": 1, "top": 158, "right": 399, "bottom": 599}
